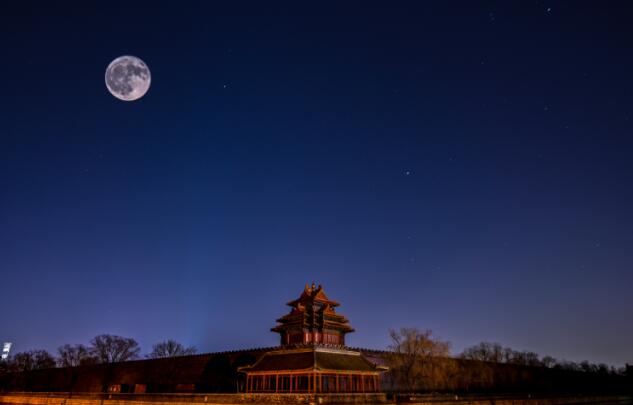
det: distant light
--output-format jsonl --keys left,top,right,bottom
{"left": 1, "top": 342, "right": 11, "bottom": 360}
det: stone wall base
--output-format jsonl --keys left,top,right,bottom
{"left": 1, "top": 393, "right": 631, "bottom": 405}
{"left": 0, "top": 393, "right": 388, "bottom": 405}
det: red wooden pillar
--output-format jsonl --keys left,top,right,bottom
{"left": 336, "top": 374, "right": 339, "bottom": 392}
{"left": 361, "top": 374, "right": 365, "bottom": 393}
{"left": 275, "top": 375, "right": 279, "bottom": 393}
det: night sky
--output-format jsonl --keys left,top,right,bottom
{"left": 1, "top": 2, "right": 632, "bottom": 367}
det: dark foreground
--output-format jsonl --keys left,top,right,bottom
{"left": 0, "top": 392, "right": 632, "bottom": 405}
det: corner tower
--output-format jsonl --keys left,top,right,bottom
{"left": 271, "top": 283, "right": 354, "bottom": 346}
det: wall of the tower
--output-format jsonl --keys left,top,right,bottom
{"left": 280, "top": 329, "right": 345, "bottom": 346}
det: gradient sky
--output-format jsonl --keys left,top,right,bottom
{"left": 1, "top": 2, "right": 632, "bottom": 367}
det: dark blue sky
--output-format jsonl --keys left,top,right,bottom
{"left": 1, "top": 2, "right": 632, "bottom": 366}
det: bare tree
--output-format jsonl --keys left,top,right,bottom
{"left": 553, "top": 359, "right": 579, "bottom": 371}
{"left": 580, "top": 360, "right": 598, "bottom": 373}
{"left": 502, "top": 347, "right": 515, "bottom": 363}
{"left": 460, "top": 342, "right": 504, "bottom": 363}
{"left": 57, "top": 344, "right": 98, "bottom": 367}
{"left": 387, "top": 328, "right": 452, "bottom": 392}
{"left": 524, "top": 351, "right": 542, "bottom": 367}
{"left": 462, "top": 343, "right": 548, "bottom": 367}
{"left": 89, "top": 334, "right": 140, "bottom": 363}
{"left": 10, "top": 350, "right": 56, "bottom": 371}
{"left": 541, "top": 355, "right": 557, "bottom": 368}
{"left": 147, "top": 339, "right": 197, "bottom": 359}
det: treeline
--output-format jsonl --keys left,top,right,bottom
{"left": 0, "top": 335, "right": 196, "bottom": 373}
{"left": 386, "top": 328, "right": 630, "bottom": 393}
{"left": 460, "top": 341, "right": 624, "bottom": 375}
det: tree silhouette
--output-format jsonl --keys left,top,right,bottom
{"left": 147, "top": 340, "right": 197, "bottom": 359}
{"left": 90, "top": 334, "right": 140, "bottom": 363}
{"left": 10, "top": 350, "right": 56, "bottom": 372}
{"left": 387, "top": 328, "right": 452, "bottom": 392}
{"left": 57, "top": 344, "right": 98, "bottom": 367}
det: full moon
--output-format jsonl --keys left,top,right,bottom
{"left": 105, "top": 55, "right": 151, "bottom": 101}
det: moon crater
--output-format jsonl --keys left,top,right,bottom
{"left": 105, "top": 55, "right": 151, "bottom": 101}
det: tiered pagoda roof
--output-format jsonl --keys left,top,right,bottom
{"left": 242, "top": 346, "right": 384, "bottom": 373}
{"left": 271, "top": 284, "right": 354, "bottom": 346}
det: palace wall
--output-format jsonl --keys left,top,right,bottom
{"left": 0, "top": 348, "right": 631, "bottom": 395}
{"left": 0, "top": 348, "right": 269, "bottom": 394}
